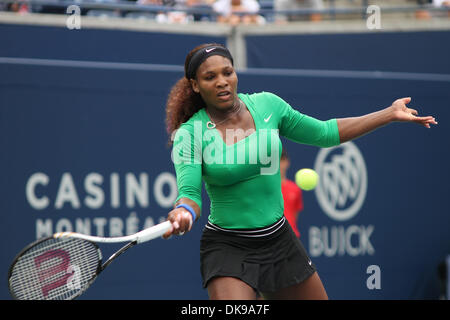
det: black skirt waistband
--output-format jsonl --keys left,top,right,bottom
{"left": 204, "top": 216, "right": 286, "bottom": 238}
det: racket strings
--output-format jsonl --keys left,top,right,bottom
{"left": 9, "top": 238, "right": 100, "bottom": 300}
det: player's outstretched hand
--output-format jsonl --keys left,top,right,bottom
{"left": 162, "top": 208, "right": 193, "bottom": 239}
{"left": 390, "top": 97, "right": 437, "bottom": 128}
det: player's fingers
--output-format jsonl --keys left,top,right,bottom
{"left": 162, "top": 224, "right": 174, "bottom": 239}
{"left": 416, "top": 116, "right": 437, "bottom": 128}
{"left": 425, "top": 118, "right": 437, "bottom": 126}
{"left": 164, "top": 209, "right": 183, "bottom": 237}
{"left": 172, "top": 210, "right": 189, "bottom": 235}
{"left": 164, "top": 208, "right": 193, "bottom": 237}
{"left": 427, "top": 117, "right": 437, "bottom": 124}
{"left": 176, "top": 212, "right": 192, "bottom": 235}
{"left": 414, "top": 115, "right": 436, "bottom": 122}
{"left": 401, "top": 97, "right": 411, "bottom": 105}
{"left": 172, "top": 210, "right": 184, "bottom": 233}
{"left": 177, "top": 212, "right": 186, "bottom": 231}
{"left": 186, "top": 212, "right": 193, "bottom": 231}
{"left": 407, "top": 108, "right": 418, "bottom": 116}
{"left": 173, "top": 217, "right": 180, "bottom": 231}
{"left": 181, "top": 211, "right": 193, "bottom": 232}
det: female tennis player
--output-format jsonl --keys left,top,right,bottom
{"left": 162, "top": 43, "right": 437, "bottom": 300}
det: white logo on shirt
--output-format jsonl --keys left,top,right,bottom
{"left": 264, "top": 114, "right": 272, "bottom": 122}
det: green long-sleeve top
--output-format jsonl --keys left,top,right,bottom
{"left": 172, "top": 92, "right": 340, "bottom": 229}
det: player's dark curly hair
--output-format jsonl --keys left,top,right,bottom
{"left": 165, "top": 43, "right": 226, "bottom": 145}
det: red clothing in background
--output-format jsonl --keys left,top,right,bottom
{"left": 281, "top": 179, "right": 303, "bottom": 238}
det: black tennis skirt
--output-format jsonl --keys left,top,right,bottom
{"left": 200, "top": 216, "right": 317, "bottom": 293}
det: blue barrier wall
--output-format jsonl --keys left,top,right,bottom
{"left": 1, "top": 23, "right": 226, "bottom": 64}
{"left": 1, "top": 24, "right": 449, "bottom": 300}
{"left": 246, "top": 31, "right": 450, "bottom": 74}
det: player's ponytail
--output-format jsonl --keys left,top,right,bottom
{"left": 165, "top": 76, "right": 205, "bottom": 145}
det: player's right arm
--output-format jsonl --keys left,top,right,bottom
{"left": 163, "top": 122, "right": 202, "bottom": 238}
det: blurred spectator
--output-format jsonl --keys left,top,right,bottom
{"left": 137, "top": 0, "right": 183, "bottom": 23}
{"left": 415, "top": 0, "right": 432, "bottom": 19}
{"left": 6, "top": 1, "right": 30, "bottom": 14}
{"left": 433, "top": 0, "right": 450, "bottom": 18}
{"left": 138, "top": 0, "right": 213, "bottom": 23}
{"left": 274, "top": 0, "right": 323, "bottom": 23}
{"left": 433, "top": 0, "right": 450, "bottom": 6}
{"left": 86, "top": 0, "right": 122, "bottom": 18}
{"left": 280, "top": 149, "right": 304, "bottom": 238}
{"left": 186, "top": 0, "right": 215, "bottom": 22}
{"left": 213, "top": 0, "right": 264, "bottom": 25}
{"left": 137, "top": 0, "right": 167, "bottom": 4}
{"left": 416, "top": 0, "right": 450, "bottom": 19}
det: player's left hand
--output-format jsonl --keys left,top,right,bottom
{"left": 390, "top": 97, "right": 437, "bottom": 128}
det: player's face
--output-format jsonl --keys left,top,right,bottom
{"left": 191, "top": 55, "right": 238, "bottom": 110}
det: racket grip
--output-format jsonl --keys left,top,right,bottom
{"left": 136, "top": 221, "right": 172, "bottom": 244}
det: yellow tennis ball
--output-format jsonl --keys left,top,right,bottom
{"left": 295, "top": 168, "right": 318, "bottom": 191}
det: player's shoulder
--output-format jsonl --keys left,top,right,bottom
{"left": 173, "top": 111, "right": 206, "bottom": 144}
{"left": 239, "top": 91, "right": 289, "bottom": 117}
{"left": 239, "top": 91, "right": 283, "bottom": 103}
{"left": 179, "top": 109, "right": 205, "bottom": 130}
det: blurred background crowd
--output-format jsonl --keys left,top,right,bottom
{"left": 1, "top": 0, "right": 449, "bottom": 26}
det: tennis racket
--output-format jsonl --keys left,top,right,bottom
{"left": 8, "top": 220, "right": 172, "bottom": 300}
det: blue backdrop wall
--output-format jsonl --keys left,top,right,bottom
{"left": 1, "top": 23, "right": 449, "bottom": 300}
{"left": 246, "top": 31, "right": 450, "bottom": 74}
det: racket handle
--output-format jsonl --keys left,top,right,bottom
{"left": 136, "top": 221, "right": 172, "bottom": 244}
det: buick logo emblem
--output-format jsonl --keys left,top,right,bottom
{"left": 314, "top": 142, "right": 367, "bottom": 221}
